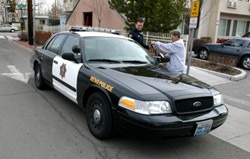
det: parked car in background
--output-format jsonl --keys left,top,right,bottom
{"left": 196, "top": 37, "right": 250, "bottom": 70}
{"left": 0, "top": 24, "right": 18, "bottom": 32}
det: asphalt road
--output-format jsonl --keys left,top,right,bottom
{"left": 0, "top": 37, "right": 250, "bottom": 159}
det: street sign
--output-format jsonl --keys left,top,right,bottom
{"left": 17, "top": 3, "right": 26, "bottom": 9}
{"left": 190, "top": 1, "right": 200, "bottom": 17}
{"left": 189, "top": 17, "right": 198, "bottom": 29}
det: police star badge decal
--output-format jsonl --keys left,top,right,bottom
{"left": 60, "top": 63, "right": 67, "bottom": 79}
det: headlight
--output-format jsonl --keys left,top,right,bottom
{"left": 213, "top": 94, "right": 223, "bottom": 106}
{"left": 118, "top": 96, "right": 172, "bottom": 115}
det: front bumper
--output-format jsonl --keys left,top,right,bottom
{"left": 113, "top": 104, "right": 228, "bottom": 137}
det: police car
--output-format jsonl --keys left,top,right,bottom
{"left": 30, "top": 26, "right": 228, "bottom": 140}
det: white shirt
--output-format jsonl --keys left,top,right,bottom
{"left": 155, "top": 39, "right": 186, "bottom": 76}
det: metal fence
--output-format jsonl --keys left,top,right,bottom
{"left": 121, "top": 30, "right": 189, "bottom": 48}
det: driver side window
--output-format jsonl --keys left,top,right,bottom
{"left": 61, "top": 35, "right": 79, "bottom": 55}
{"left": 46, "top": 34, "right": 67, "bottom": 54}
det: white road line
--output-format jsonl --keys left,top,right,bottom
{"left": 1, "top": 65, "right": 30, "bottom": 83}
{"left": 6, "top": 36, "right": 14, "bottom": 40}
{"left": 223, "top": 94, "right": 250, "bottom": 106}
{"left": 0, "top": 35, "right": 5, "bottom": 39}
{"left": 211, "top": 104, "right": 250, "bottom": 153}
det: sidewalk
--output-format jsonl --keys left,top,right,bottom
{"left": 186, "top": 66, "right": 247, "bottom": 86}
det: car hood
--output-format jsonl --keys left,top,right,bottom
{"left": 90, "top": 64, "right": 214, "bottom": 100}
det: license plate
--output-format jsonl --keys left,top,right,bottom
{"left": 194, "top": 120, "right": 213, "bottom": 136}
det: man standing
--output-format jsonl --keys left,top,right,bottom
{"left": 150, "top": 30, "right": 186, "bottom": 77}
{"left": 128, "top": 18, "right": 149, "bottom": 50}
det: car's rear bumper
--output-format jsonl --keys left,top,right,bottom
{"left": 113, "top": 105, "right": 228, "bottom": 137}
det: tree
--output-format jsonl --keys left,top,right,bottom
{"left": 50, "top": 0, "right": 65, "bottom": 18}
{"left": 7, "top": 0, "right": 16, "bottom": 13}
{"left": 108, "top": 0, "right": 187, "bottom": 32}
{"left": 7, "top": 0, "right": 17, "bottom": 22}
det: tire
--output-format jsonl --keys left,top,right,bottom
{"left": 240, "top": 55, "right": 250, "bottom": 70}
{"left": 198, "top": 48, "right": 209, "bottom": 60}
{"left": 34, "top": 64, "right": 46, "bottom": 89}
{"left": 86, "top": 92, "right": 113, "bottom": 139}
{"left": 10, "top": 29, "right": 15, "bottom": 33}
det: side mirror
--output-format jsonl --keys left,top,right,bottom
{"left": 72, "top": 45, "right": 81, "bottom": 53}
{"left": 62, "top": 53, "right": 75, "bottom": 61}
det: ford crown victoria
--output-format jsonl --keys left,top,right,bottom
{"left": 30, "top": 27, "right": 228, "bottom": 139}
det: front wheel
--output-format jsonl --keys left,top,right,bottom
{"left": 86, "top": 92, "right": 113, "bottom": 140}
{"left": 34, "top": 64, "right": 46, "bottom": 89}
{"left": 198, "top": 48, "right": 209, "bottom": 60}
{"left": 240, "top": 55, "right": 250, "bottom": 70}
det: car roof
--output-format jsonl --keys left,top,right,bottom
{"left": 230, "top": 37, "right": 250, "bottom": 41}
{"left": 76, "top": 31, "right": 129, "bottom": 39}
{"left": 57, "top": 31, "right": 130, "bottom": 40}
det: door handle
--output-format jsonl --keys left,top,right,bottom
{"left": 53, "top": 60, "right": 58, "bottom": 64}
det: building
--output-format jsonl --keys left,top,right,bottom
{"left": 66, "top": 0, "right": 125, "bottom": 30}
{"left": 197, "top": 0, "right": 250, "bottom": 43}
{"left": 22, "top": 15, "right": 49, "bottom": 30}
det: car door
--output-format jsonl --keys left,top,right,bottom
{"left": 218, "top": 39, "right": 245, "bottom": 56}
{"left": 0, "top": 24, "right": 5, "bottom": 31}
{"left": 40, "top": 34, "right": 67, "bottom": 83}
{"left": 52, "top": 35, "right": 82, "bottom": 103}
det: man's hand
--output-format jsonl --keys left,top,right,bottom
{"left": 150, "top": 41, "right": 156, "bottom": 45}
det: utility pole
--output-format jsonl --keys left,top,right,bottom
{"left": 54, "top": 0, "right": 57, "bottom": 18}
{"left": 187, "top": 0, "right": 201, "bottom": 75}
{"left": 27, "top": 0, "right": 33, "bottom": 45}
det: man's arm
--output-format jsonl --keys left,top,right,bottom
{"left": 129, "top": 31, "right": 149, "bottom": 50}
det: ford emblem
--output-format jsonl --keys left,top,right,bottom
{"left": 193, "top": 101, "right": 202, "bottom": 107}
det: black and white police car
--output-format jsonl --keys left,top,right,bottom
{"left": 30, "top": 26, "right": 228, "bottom": 139}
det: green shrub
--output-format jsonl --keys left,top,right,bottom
{"left": 18, "top": 31, "right": 28, "bottom": 41}
{"left": 209, "top": 53, "right": 238, "bottom": 67}
{"left": 193, "top": 37, "right": 212, "bottom": 53}
{"left": 18, "top": 31, "right": 53, "bottom": 45}
{"left": 35, "top": 31, "right": 53, "bottom": 45}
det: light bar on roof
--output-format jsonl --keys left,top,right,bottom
{"left": 69, "top": 26, "right": 121, "bottom": 34}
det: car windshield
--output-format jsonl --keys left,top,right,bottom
{"left": 223, "top": 39, "right": 247, "bottom": 47}
{"left": 82, "top": 37, "right": 156, "bottom": 65}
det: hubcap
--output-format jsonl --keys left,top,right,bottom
{"left": 243, "top": 58, "right": 250, "bottom": 69}
{"left": 93, "top": 109, "right": 101, "bottom": 124}
{"left": 36, "top": 68, "right": 41, "bottom": 82}
{"left": 200, "top": 50, "right": 207, "bottom": 59}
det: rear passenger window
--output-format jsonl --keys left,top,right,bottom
{"left": 46, "top": 34, "right": 67, "bottom": 54}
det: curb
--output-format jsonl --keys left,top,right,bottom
{"left": 193, "top": 66, "right": 247, "bottom": 81}
{"left": 13, "top": 40, "right": 34, "bottom": 49}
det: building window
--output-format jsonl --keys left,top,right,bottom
{"left": 232, "top": 20, "right": 247, "bottom": 36}
{"left": 246, "top": 21, "right": 250, "bottom": 33}
{"left": 83, "top": 12, "right": 93, "bottom": 27}
{"left": 218, "top": 19, "right": 231, "bottom": 36}
{"left": 219, "top": 19, "right": 250, "bottom": 37}
{"left": 39, "top": 20, "right": 45, "bottom": 25}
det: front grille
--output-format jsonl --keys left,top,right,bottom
{"left": 174, "top": 97, "right": 213, "bottom": 115}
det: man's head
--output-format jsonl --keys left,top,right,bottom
{"left": 135, "top": 18, "right": 144, "bottom": 31}
{"left": 170, "top": 30, "right": 181, "bottom": 42}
